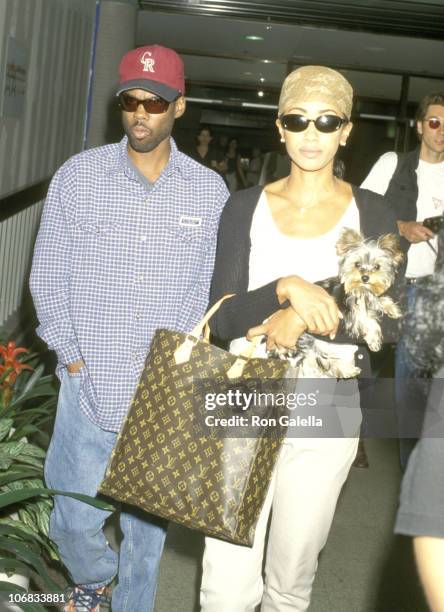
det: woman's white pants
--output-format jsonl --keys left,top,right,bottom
{"left": 200, "top": 434, "right": 359, "bottom": 611}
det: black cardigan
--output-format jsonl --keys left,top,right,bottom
{"left": 209, "top": 184, "right": 407, "bottom": 347}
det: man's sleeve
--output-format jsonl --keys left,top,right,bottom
{"left": 361, "top": 152, "right": 398, "bottom": 196}
{"left": 180, "top": 178, "right": 230, "bottom": 331}
{"left": 29, "top": 162, "right": 82, "bottom": 365}
{"left": 198, "top": 178, "right": 230, "bottom": 307}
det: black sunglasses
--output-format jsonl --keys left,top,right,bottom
{"left": 280, "top": 114, "right": 348, "bottom": 133}
{"left": 118, "top": 92, "right": 170, "bottom": 114}
{"left": 424, "top": 117, "right": 444, "bottom": 130}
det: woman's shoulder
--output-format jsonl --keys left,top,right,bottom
{"left": 224, "top": 185, "right": 263, "bottom": 209}
{"left": 219, "top": 186, "right": 263, "bottom": 230}
{"left": 264, "top": 177, "right": 287, "bottom": 194}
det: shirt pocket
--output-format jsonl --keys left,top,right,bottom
{"left": 166, "top": 223, "right": 206, "bottom": 244}
{"left": 77, "top": 220, "right": 125, "bottom": 272}
{"left": 78, "top": 221, "right": 122, "bottom": 238}
{"left": 162, "top": 223, "right": 208, "bottom": 282}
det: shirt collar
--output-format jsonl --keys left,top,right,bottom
{"left": 107, "top": 136, "right": 191, "bottom": 180}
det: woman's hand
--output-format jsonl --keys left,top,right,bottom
{"left": 247, "top": 307, "right": 307, "bottom": 352}
{"left": 276, "top": 275, "right": 341, "bottom": 338}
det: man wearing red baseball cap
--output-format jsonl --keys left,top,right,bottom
{"left": 30, "top": 44, "right": 229, "bottom": 611}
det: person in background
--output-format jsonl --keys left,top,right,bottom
{"left": 30, "top": 44, "right": 228, "bottom": 612}
{"left": 246, "top": 146, "right": 264, "bottom": 187}
{"left": 188, "top": 125, "right": 225, "bottom": 173}
{"left": 361, "top": 92, "right": 444, "bottom": 469}
{"left": 258, "top": 148, "right": 292, "bottom": 185}
{"left": 215, "top": 133, "right": 229, "bottom": 154}
{"left": 225, "top": 137, "right": 247, "bottom": 192}
{"left": 395, "top": 232, "right": 444, "bottom": 612}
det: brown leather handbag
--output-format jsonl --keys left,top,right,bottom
{"left": 99, "top": 297, "right": 288, "bottom": 546}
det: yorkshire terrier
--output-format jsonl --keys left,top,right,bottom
{"left": 274, "top": 228, "right": 404, "bottom": 378}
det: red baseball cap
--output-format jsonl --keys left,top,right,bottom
{"left": 116, "top": 45, "right": 185, "bottom": 102}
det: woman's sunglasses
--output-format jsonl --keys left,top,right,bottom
{"left": 424, "top": 117, "right": 444, "bottom": 130}
{"left": 280, "top": 114, "right": 348, "bottom": 133}
{"left": 118, "top": 92, "right": 170, "bottom": 114}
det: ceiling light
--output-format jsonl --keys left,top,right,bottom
{"left": 262, "top": 59, "right": 271, "bottom": 64}
{"left": 243, "top": 71, "right": 253, "bottom": 76}
{"left": 260, "top": 77, "right": 265, "bottom": 83}
{"left": 245, "top": 35, "right": 264, "bottom": 41}
{"left": 242, "top": 102, "right": 277, "bottom": 109}
{"left": 258, "top": 90, "right": 265, "bottom": 98}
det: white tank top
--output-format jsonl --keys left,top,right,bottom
{"left": 230, "top": 190, "right": 360, "bottom": 362}
{"left": 249, "top": 190, "right": 360, "bottom": 287}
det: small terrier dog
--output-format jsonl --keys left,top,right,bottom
{"left": 276, "top": 228, "right": 404, "bottom": 378}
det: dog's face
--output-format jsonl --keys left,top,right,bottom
{"left": 336, "top": 228, "right": 404, "bottom": 296}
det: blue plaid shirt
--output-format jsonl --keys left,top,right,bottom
{"left": 30, "top": 137, "right": 229, "bottom": 431}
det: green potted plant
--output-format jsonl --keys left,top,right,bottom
{"left": 0, "top": 342, "right": 113, "bottom": 611}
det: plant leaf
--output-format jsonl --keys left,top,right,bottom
{"left": 0, "top": 536, "right": 61, "bottom": 591}
{"left": 0, "top": 469, "right": 41, "bottom": 487}
{"left": 0, "top": 442, "right": 27, "bottom": 458}
{"left": 8, "top": 425, "right": 43, "bottom": 440}
{"left": 0, "top": 524, "right": 41, "bottom": 550}
{"left": 9, "top": 383, "right": 57, "bottom": 407}
{"left": 17, "top": 444, "right": 46, "bottom": 459}
{"left": 15, "top": 364, "right": 45, "bottom": 398}
{"left": 0, "top": 487, "right": 115, "bottom": 511}
{"left": 0, "top": 419, "right": 13, "bottom": 442}
{"left": 0, "top": 522, "right": 54, "bottom": 556}
{"left": 0, "top": 557, "right": 30, "bottom": 575}
{"left": 13, "top": 399, "right": 57, "bottom": 418}
{"left": 0, "top": 456, "right": 13, "bottom": 470}
{"left": 14, "top": 455, "right": 45, "bottom": 469}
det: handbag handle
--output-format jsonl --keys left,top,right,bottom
{"left": 174, "top": 294, "right": 234, "bottom": 364}
{"left": 226, "top": 335, "right": 262, "bottom": 379}
{"left": 174, "top": 295, "right": 263, "bottom": 375}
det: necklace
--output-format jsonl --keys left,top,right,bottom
{"left": 283, "top": 177, "right": 340, "bottom": 214}
{"left": 295, "top": 203, "right": 317, "bottom": 214}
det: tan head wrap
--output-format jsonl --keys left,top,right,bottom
{"left": 278, "top": 66, "right": 353, "bottom": 118}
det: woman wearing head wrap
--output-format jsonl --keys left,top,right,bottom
{"left": 200, "top": 66, "right": 406, "bottom": 611}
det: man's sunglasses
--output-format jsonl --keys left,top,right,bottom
{"left": 424, "top": 117, "right": 444, "bottom": 130}
{"left": 118, "top": 92, "right": 170, "bottom": 114}
{"left": 280, "top": 114, "right": 348, "bottom": 133}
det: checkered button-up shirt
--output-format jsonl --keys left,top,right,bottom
{"left": 30, "top": 137, "right": 229, "bottom": 431}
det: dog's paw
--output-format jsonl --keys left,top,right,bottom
{"left": 336, "top": 364, "right": 362, "bottom": 378}
{"left": 386, "top": 303, "right": 402, "bottom": 319}
{"left": 365, "top": 329, "right": 383, "bottom": 352}
{"left": 367, "top": 338, "right": 382, "bottom": 352}
{"left": 380, "top": 297, "right": 402, "bottom": 319}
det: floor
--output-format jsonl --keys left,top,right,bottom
{"left": 152, "top": 439, "right": 428, "bottom": 612}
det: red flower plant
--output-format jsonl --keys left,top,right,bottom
{"left": 0, "top": 341, "right": 34, "bottom": 407}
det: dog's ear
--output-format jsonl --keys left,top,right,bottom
{"left": 336, "top": 228, "right": 364, "bottom": 255}
{"left": 377, "top": 233, "right": 404, "bottom": 267}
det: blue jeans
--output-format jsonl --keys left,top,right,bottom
{"left": 395, "top": 283, "right": 431, "bottom": 470}
{"left": 45, "top": 371, "right": 168, "bottom": 612}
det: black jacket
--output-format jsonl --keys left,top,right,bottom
{"left": 385, "top": 147, "right": 420, "bottom": 224}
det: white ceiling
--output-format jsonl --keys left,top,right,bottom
{"left": 137, "top": 10, "right": 444, "bottom": 103}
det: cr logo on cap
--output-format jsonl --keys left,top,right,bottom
{"left": 141, "top": 51, "right": 155, "bottom": 73}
